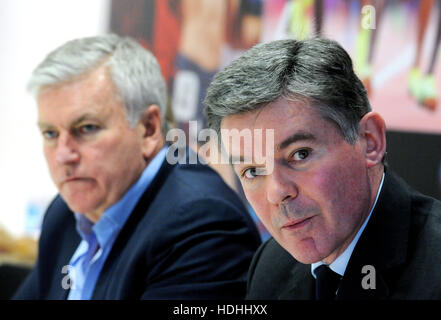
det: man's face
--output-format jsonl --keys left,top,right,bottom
{"left": 221, "top": 98, "right": 374, "bottom": 264}
{"left": 37, "top": 67, "right": 147, "bottom": 222}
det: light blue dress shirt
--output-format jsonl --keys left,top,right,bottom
{"left": 311, "top": 173, "right": 385, "bottom": 278}
{"left": 66, "top": 147, "right": 167, "bottom": 300}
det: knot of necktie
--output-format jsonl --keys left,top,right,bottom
{"left": 315, "top": 265, "right": 342, "bottom": 300}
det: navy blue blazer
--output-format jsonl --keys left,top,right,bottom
{"left": 13, "top": 155, "right": 261, "bottom": 299}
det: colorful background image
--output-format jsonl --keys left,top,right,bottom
{"left": 263, "top": 0, "right": 441, "bottom": 133}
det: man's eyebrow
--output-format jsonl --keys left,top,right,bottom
{"left": 69, "top": 114, "right": 99, "bottom": 126}
{"left": 278, "top": 131, "right": 316, "bottom": 151}
{"left": 37, "top": 114, "right": 98, "bottom": 129}
{"left": 37, "top": 121, "right": 52, "bottom": 129}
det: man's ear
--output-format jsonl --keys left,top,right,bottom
{"left": 137, "top": 104, "right": 163, "bottom": 160}
{"left": 358, "top": 112, "right": 386, "bottom": 168}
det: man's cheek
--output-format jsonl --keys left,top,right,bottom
{"left": 309, "top": 169, "right": 339, "bottom": 200}
{"left": 246, "top": 193, "right": 270, "bottom": 223}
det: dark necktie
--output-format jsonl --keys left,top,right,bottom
{"left": 315, "top": 265, "right": 342, "bottom": 300}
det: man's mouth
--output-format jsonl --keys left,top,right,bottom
{"left": 281, "top": 216, "right": 314, "bottom": 230}
{"left": 64, "top": 177, "right": 82, "bottom": 182}
{"left": 61, "top": 177, "right": 92, "bottom": 185}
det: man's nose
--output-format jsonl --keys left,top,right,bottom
{"left": 54, "top": 133, "right": 80, "bottom": 165}
{"left": 266, "top": 165, "right": 298, "bottom": 205}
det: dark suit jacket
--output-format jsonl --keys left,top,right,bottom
{"left": 13, "top": 155, "right": 261, "bottom": 300}
{"left": 247, "top": 170, "right": 441, "bottom": 300}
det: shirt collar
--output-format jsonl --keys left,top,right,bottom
{"left": 312, "top": 172, "right": 385, "bottom": 278}
{"left": 74, "top": 146, "right": 168, "bottom": 249}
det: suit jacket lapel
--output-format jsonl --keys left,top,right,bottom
{"left": 336, "top": 170, "right": 411, "bottom": 300}
{"left": 50, "top": 208, "right": 81, "bottom": 300}
{"left": 278, "top": 262, "right": 315, "bottom": 300}
{"left": 91, "top": 158, "right": 173, "bottom": 299}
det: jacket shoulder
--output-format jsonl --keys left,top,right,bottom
{"left": 371, "top": 171, "right": 441, "bottom": 299}
{"left": 172, "top": 162, "right": 243, "bottom": 202}
{"left": 247, "top": 238, "right": 298, "bottom": 299}
{"left": 13, "top": 195, "right": 79, "bottom": 299}
{"left": 156, "top": 162, "right": 256, "bottom": 226}
{"left": 38, "top": 196, "right": 78, "bottom": 248}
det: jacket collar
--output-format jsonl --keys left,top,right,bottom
{"left": 278, "top": 262, "right": 315, "bottom": 300}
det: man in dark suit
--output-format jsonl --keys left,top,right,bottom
{"left": 14, "top": 34, "right": 261, "bottom": 300}
{"left": 204, "top": 38, "right": 441, "bottom": 300}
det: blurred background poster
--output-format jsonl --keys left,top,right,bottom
{"left": 110, "top": 0, "right": 264, "bottom": 138}
{"left": 0, "top": 0, "right": 440, "bottom": 241}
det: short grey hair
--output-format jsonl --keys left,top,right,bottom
{"left": 204, "top": 38, "right": 371, "bottom": 145}
{"left": 28, "top": 33, "right": 169, "bottom": 134}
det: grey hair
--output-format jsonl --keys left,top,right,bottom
{"left": 27, "top": 33, "right": 169, "bottom": 134}
{"left": 204, "top": 37, "right": 371, "bottom": 145}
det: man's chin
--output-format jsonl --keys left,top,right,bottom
{"left": 62, "top": 196, "right": 99, "bottom": 215}
{"left": 282, "top": 239, "right": 325, "bottom": 264}
{"left": 289, "top": 252, "right": 323, "bottom": 265}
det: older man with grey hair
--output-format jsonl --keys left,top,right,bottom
{"left": 204, "top": 38, "right": 441, "bottom": 300}
{"left": 13, "top": 34, "right": 261, "bottom": 300}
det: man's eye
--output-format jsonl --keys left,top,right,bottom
{"left": 79, "top": 124, "right": 100, "bottom": 134}
{"left": 42, "top": 130, "right": 58, "bottom": 140}
{"left": 242, "top": 168, "right": 257, "bottom": 179}
{"left": 241, "top": 167, "right": 265, "bottom": 179}
{"left": 292, "top": 149, "right": 310, "bottom": 161}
